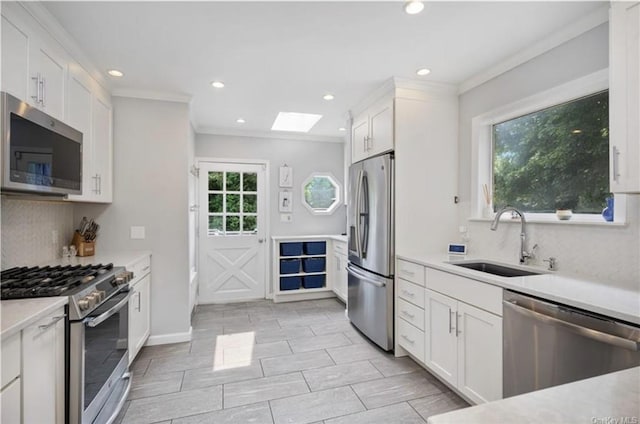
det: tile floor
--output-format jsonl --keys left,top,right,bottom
{"left": 116, "top": 298, "right": 469, "bottom": 424}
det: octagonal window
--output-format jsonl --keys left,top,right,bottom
{"left": 301, "top": 173, "right": 341, "bottom": 215}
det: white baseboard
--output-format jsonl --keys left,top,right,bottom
{"left": 145, "top": 327, "right": 192, "bottom": 346}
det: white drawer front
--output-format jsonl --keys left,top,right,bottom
{"left": 333, "top": 241, "right": 347, "bottom": 256}
{"left": 398, "top": 299, "right": 425, "bottom": 330}
{"left": 1, "top": 332, "right": 20, "bottom": 387}
{"left": 397, "top": 259, "right": 425, "bottom": 286}
{"left": 397, "top": 318, "right": 425, "bottom": 361}
{"left": 426, "top": 268, "right": 503, "bottom": 316}
{"left": 129, "top": 255, "right": 151, "bottom": 285}
{"left": 398, "top": 279, "right": 424, "bottom": 308}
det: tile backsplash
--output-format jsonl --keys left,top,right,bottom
{"left": 1, "top": 197, "right": 74, "bottom": 269}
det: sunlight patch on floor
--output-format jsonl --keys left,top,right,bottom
{"left": 212, "top": 331, "right": 255, "bottom": 371}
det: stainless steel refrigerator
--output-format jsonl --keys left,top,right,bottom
{"left": 347, "top": 152, "right": 394, "bottom": 351}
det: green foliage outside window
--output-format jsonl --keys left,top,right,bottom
{"left": 493, "top": 91, "right": 609, "bottom": 213}
{"left": 304, "top": 176, "right": 337, "bottom": 209}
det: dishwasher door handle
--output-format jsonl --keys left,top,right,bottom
{"left": 503, "top": 300, "right": 640, "bottom": 351}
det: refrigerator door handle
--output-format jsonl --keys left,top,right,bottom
{"left": 360, "top": 172, "right": 369, "bottom": 259}
{"left": 347, "top": 264, "right": 386, "bottom": 288}
{"left": 354, "top": 169, "right": 364, "bottom": 258}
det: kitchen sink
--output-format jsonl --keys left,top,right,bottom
{"left": 451, "top": 261, "right": 544, "bottom": 277}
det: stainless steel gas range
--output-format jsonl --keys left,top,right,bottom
{"left": 1, "top": 263, "right": 134, "bottom": 424}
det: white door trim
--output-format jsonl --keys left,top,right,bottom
{"left": 196, "top": 157, "right": 271, "bottom": 300}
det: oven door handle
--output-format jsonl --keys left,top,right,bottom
{"left": 105, "top": 372, "right": 132, "bottom": 424}
{"left": 84, "top": 291, "right": 132, "bottom": 328}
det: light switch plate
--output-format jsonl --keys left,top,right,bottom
{"left": 130, "top": 226, "right": 146, "bottom": 239}
{"left": 280, "top": 214, "right": 293, "bottom": 223}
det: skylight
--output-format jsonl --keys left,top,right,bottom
{"left": 271, "top": 112, "right": 322, "bottom": 133}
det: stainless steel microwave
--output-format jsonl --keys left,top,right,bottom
{"left": 1, "top": 91, "right": 82, "bottom": 196}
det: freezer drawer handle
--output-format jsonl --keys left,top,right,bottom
{"left": 504, "top": 300, "right": 640, "bottom": 351}
{"left": 401, "top": 310, "right": 415, "bottom": 319}
{"left": 401, "top": 334, "right": 415, "bottom": 344}
{"left": 346, "top": 265, "right": 386, "bottom": 288}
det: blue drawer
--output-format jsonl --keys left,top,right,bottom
{"left": 280, "top": 276, "right": 301, "bottom": 291}
{"left": 280, "top": 242, "right": 303, "bottom": 256}
{"left": 304, "top": 241, "right": 326, "bottom": 255}
{"left": 302, "top": 257, "right": 325, "bottom": 273}
{"left": 302, "top": 274, "right": 325, "bottom": 289}
{"left": 280, "top": 259, "right": 301, "bottom": 275}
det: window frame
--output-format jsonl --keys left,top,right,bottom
{"left": 300, "top": 172, "right": 342, "bottom": 215}
{"left": 470, "top": 69, "right": 626, "bottom": 225}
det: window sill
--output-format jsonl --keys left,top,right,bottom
{"left": 468, "top": 216, "right": 627, "bottom": 227}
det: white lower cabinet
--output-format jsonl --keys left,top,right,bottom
{"left": 1, "top": 332, "right": 21, "bottom": 424}
{"left": 0, "top": 377, "right": 21, "bottom": 424}
{"left": 425, "top": 288, "right": 503, "bottom": 404}
{"left": 332, "top": 251, "right": 349, "bottom": 303}
{"left": 128, "top": 255, "right": 152, "bottom": 364}
{"left": 22, "top": 307, "right": 66, "bottom": 424}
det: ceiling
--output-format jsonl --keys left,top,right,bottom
{"left": 44, "top": 1, "right": 606, "bottom": 140}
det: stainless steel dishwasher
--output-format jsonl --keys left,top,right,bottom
{"left": 503, "top": 290, "right": 640, "bottom": 398}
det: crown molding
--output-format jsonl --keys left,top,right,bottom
{"left": 111, "top": 89, "right": 193, "bottom": 104}
{"left": 18, "top": 1, "right": 112, "bottom": 93}
{"left": 195, "top": 126, "right": 345, "bottom": 143}
{"left": 458, "top": 4, "right": 609, "bottom": 94}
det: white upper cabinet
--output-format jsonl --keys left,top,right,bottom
{"left": 29, "top": 36, "right": 68, "bottom": 121}
{"left": 90, "top": 94, "right": 113, "bottom": 202}
{"left": 1, "top": 14, "right": 29, "bottom": 100}
{"left": 351, "top": 97, "right": 394, "bottom": 163}
{"left": 1, "top": 5, "right": 68, "bottom": 121}
{"left": 610, "top": 1, "right": 640, "bottom": 193}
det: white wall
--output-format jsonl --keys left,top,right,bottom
{"left": 1, "top": 198, "right": 74, "bottom": 269}
{"left": 458, "top": 23, "right": 640, "bottom": 290}
{"left": 196, "top": 134, "right": 346, "bottom": 236}
{"left": 74, "top": 96, "right": 191, "bottom": 340}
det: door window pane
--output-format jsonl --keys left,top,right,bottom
{"left": 243, "top": 194, "right": 257, "bottom": 213}
{"left": 226, "top": 194, "right": 240, "bottom": 213}
{"left": 243, "top": 172, "right": 257, "bottom": 191}
{"left": 208, "top": 194, "right": 223, "bottom": 213}
{"left": 226, "top": 172, "right": 241, "bottom": 191}
{"left": 243, "top": 215, "right": 257, "bottom": 232}
{"left": 208, "top": 172, "right": 223, "bottom": 191}
{"left": 226, "top": 215, "right": 240, "bottom": 232}
{"left": 208, "top": 215, "right": 223, "bottom": 232}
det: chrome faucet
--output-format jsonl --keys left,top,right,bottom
{"left": 491, "top": 206, "right": 533, "bottom": 264}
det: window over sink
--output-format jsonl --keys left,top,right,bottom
{"left": 471, "top": 70, "right": 626, "bottom": 224}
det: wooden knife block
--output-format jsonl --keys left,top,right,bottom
{"left": 72, "top": 231, "right": 95, "bottom": 257}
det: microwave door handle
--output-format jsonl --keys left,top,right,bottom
{"left": 84, "top": 291, "right": 132, "bottom": 327}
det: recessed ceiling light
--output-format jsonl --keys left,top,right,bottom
{"left": 107, "top": 69, "right": 124, "bottom": 77}
{"left": 237, "top": 118, "right": 246, "bottom": 124}
{"left": 323, "top": 94, "right": 335, "bottom": 101}
{"left": 211, "top": 81, "right": 225, "bottom": 88}
{"left": 338, "top": 127, "right": 346, "bottom": 132}
{"left": 416, "top": 68, "right": 431, "bottom": 76}
{"left": 572, "top": 129, "right": 582, "bottom": 134}
{"left": 404, "top": 1, "right": 424, "bottom": 15}
{"left": 271, "top": 112, "right": 322, "bottom": 133}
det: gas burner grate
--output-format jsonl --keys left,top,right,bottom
{"left": 0, "top": 263, "right": 115, "bottom": 299}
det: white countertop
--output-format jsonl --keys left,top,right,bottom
{"left": 428, "top": 367, "right": 640, "bottom": 423}
{"left": 272, "top": 234, "right": 347, "bottom": 242}
{"left": 1, "top": 297, "right": 68, "bottom": 339}
{"left": 43, "top": 250, "right": 152, "bottom": 269}
{"left": 398, "top": 254, "right": 640, "bottom": 325}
